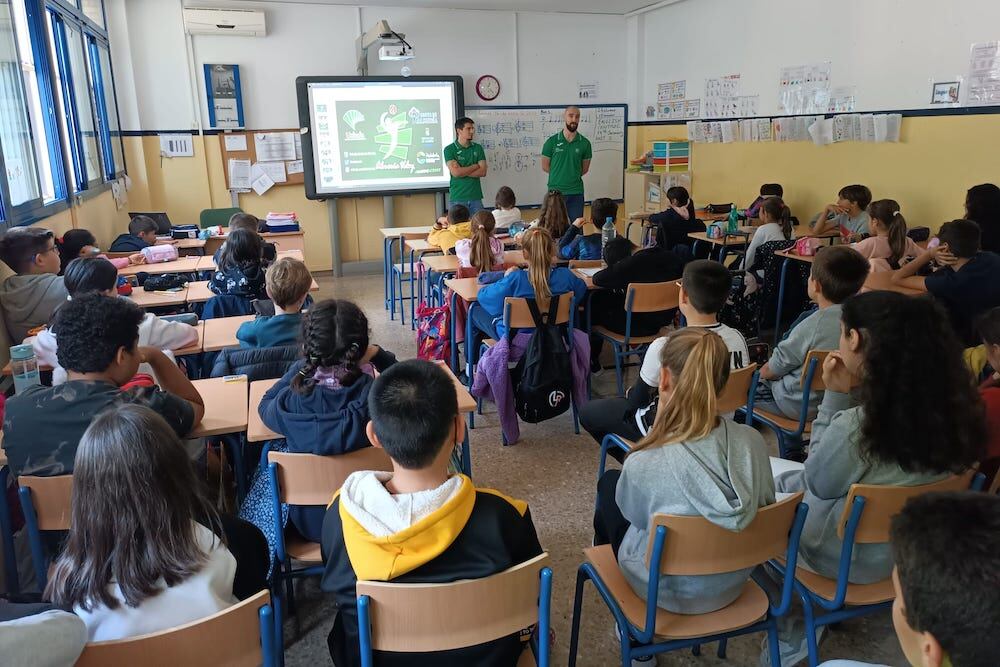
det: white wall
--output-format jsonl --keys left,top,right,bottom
{"left": 632, "top": 0, "right": 1000, "bottom": 121}
{"left": 105, "top": 0, "right": 627, "bottom": 131}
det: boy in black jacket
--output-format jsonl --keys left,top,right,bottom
{"left": 320, "top": 359, "right": 543, "bottom": 667}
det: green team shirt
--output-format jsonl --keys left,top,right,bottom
{"left": 443, "top": 140, "right": 486, "bottom": 201}
{"left": 541, "top": 132, "right": 593, "bottom": 196}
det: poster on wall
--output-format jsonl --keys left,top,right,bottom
{"left": 967, "top": 42, "right": 1000, "bottom": 105}
{"left": 778, "top": 62, "right": 832, "bottom": 115}
{"left": 204, "top": 64, "right": 245, "bottom": 128}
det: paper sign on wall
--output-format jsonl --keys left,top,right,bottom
{"left": 968, "top": 42, "right": 1000, "bottom": 105}
{"left": 251, "top": 161, "right": 287, "bottom": 184}
{"left": 254, "top": 133, "right": 297, "bottom": 162}
{"left": 228, "top": 159, "right": 251, "bottom": 190}
{"left": 224, "top": 134, "right": 248, "bottom": 152}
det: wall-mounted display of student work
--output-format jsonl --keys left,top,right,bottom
{"left": 219, "top": 129, "right": 305, "bottom": 196}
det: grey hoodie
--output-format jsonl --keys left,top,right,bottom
{"left": 615, "top": 419, "right": 776, "bottom": 614}
{"left": 0, "top": 274, "right": 67, "bottom": 343}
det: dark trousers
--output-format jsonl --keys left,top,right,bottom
{"left": 593, "top": 469, "right": 630, "bottom": 557}
{"left": 216, "top": 514, "right": 270, "bottom": 600}
{"left": 470, "top": 304, "right": 500, "bottom": 340}
{"left": 579, "top": 397, "right": 644, "bottom": 464}
{"left": 564, "top": 193, "right": 585, "bottom": 221}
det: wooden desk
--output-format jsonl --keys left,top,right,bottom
{"left": 863, "top": 270, "right": 926, "bottom": 296}
{"left": 203, "top": 230, "right": 306, "bottom": 256}
{"left": 118, "top": 256, "right": 202, "bottom": 277}
{"left": 379, "top": 226, "right": 433, "bottom": 238}
{"left": 774, "top": 249, "right": 816, "bottom": 264}
{"left": 185, "top": 281, "right": 214, "bottom": 304}
{"left": 196, "top": 249, "right": 304, "bottom": 272}
{"left": 173, "top": 321, "right": 204, "bottom": 356}
{"left": 190, "top": 376, "right": 250, "bottom": 437}
{"left": 203, "top": 315, "right": 255, "bottom": 352}
{"left": 422, "top": 250, "right": 527, "bottom": 274}
{"left": 129, "top": 286, "right": 189, "bottom": 308}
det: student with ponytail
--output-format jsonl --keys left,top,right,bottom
{"left": 257, "top": 299, "right": 397, "bottom": 541}
{"left": 517, "top": 189, "right": 570, "bottom": 241}
{"left": 592, "top": 328, "right": 775, "bottom": 615}
{"left": 474, "top": 227, "right": 587, "bottom": 339}
{"left": 649, "top": 185, "right": 704, "bottom": 251}
{"left": 455, "top": 210, "right": 504, "bottom": 274}
{"left": 744, "top": 196, "right": 794, "bottom": 272}
{"left": 851, "top": 199, "right": 922, "bottom": 271}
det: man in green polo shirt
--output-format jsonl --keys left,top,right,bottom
{"left": 443, "top": 117, "right": 488, "bottom": 214}
{"left": 541, "top": 106, "right": 592, "bottom": 221}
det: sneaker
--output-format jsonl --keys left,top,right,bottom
{"left": 631, "top": 657, "right": 653, "bottom": 666}
{"left": 758, "top": 623, "right": 825, "bottom": 667}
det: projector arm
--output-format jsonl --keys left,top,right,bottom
{"left": 357, "top": 20, "right": 408, "bottom": 76}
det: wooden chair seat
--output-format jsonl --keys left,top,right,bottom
{"left": 285, "top": 534, "right": 322, "bottom": 563}
{"left": 752, "top": 407, "right": 813, "bottom": 434}
{"left": 483, "top": 338, "right": 497, "bottom": 348}
{"left": 583, "top": 545, "right": 768, "bottom": 640}
{"left": 775, "top": 557, "right": 893, "bottom": 605}
{"left": 591, "top": 326, "right": 661, "bottom": 346}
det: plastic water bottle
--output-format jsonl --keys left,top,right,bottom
{"left": 10, "top": 344, "right": 40, "bottom": 394}
{"left": 601, "top": 217, "right": 616, "bottom": 253}
{"left": 727, "top": 207, "right": 739, "bottom": 234}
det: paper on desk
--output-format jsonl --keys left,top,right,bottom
{"left": 228, "top": 158, "right": 251, "bottom": 189}
{"left": 287, "top": 160, "right": 304, "bottom": 175}
{"left": 251, "top": 161, "right": 287, "bottom": 184}
{"left": 254, "top": 132, "right": 297, "bottom": 162}
{"left": 224, "top": 134, "right": 248, "bottom": 152}
{"left": 576, "top": 267, "right": 602, "bottom": 277}
{"left": 251, "top": 171, "right": 275, "bottom": 195}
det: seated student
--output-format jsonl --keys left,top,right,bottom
{"left": 818, "top": 494, "right": 1000, "bottom": 667}
{"left": 746, "top": 183, "right": 783, "bottom": 220}
{"left": 47, "top": 405, "right": 268, "bottom": 641}
{"left": 208, "top": 228, "right": 268, "bottom": 300}
{"left": 587, "top": 236, "right": 685, "bottom": 371}
{"left": 744, "top": 196, "right": 794, "bottom": 275}
{"left": 213, "top": 213, "right": 277, "bottom": 264}
{"left": 0, "top": 227, "right": 68, "bottom": 343}
{"left": 259, "top": 299, "right": 396, "bottom": 542}
{"left": 973, "top": 307, "right": 1000, "bottom": 486}
{"left": 592, "top": 328, "right": 775, "bottom": 615}
{"left": 56, "top": 228, "right": 144, "bottom": 274}
{"left": 767, "top": 292, "right": 984, "bottom": 666}
{"left": 109, "top": 214, "right": 159, "bottom": 252}
{"left": 2, "top": 293, "right": 205, "bottom": 478}
{"left": 965, "top": 183, "right": 1000, "bottom": 255}
{"left": 29, "top": 257, "right": 199, "bottom": 385}
{"left": 517, "top": 189, "right": 570, "bottom": 242}
{"left": 236, "top": 257, "right": 311, "bottom": 349}
{"left": 811, "top": 184, "right": 872, "bottom": 240}
{"left": 851, "top": 199, "right": 922, "bottom": 271}
{"left": 756, "top": 246, "right": 869, "bottom": 422}
{"left": 581, "top": 259, "right": 749, "bottom": 451}
{"left": 891, "top": 218, "right": 1000, "bottom": 346}
{"left": 428, "top": 204, "right": 472, "bottom": 254}
{"left": 558, "top": 197, "right": 616, "bottom": 261}
{"left": 455, "top": 210, "right": 504, "bottom": 273}
{"left": 648, "top": 186, "right": 703, "bottom": 251}
{"left": 321, "top": 359, "right": 543, "bottom": 667}
{"left": 491, "top": 185, "right": 521, "bottom": 228}
{"left": 473, "top": 227, "right": 587, "bottom": 340}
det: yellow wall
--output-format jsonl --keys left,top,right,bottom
{"left": 629, "top": 114, "right": 1000, "bottom": 233}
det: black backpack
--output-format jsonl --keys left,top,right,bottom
{"left": 511, "top": 295, "right": 573, "bottom": 423}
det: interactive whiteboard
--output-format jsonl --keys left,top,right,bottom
{"left": 466, "top": 104, "right": 627, "bottom": 208}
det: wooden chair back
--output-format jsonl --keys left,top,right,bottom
{"left": 626, "top": 281, "right": 681, "bottom": 314}
{"left": 75, "top": 590, "right": 272, "bottom": 667}
{"left": 504, "top": 296, "right": 572, "bottom": 329}
{"left": 799, "top": 350, "right": 830, "bottom": 390}
{"left": 268, "top": 448, "right": 393, "bottom": 506}
{"left": 838, "top": 471, "right": 976, "bottom": 543}
{"left": 647, "top": 492, "right": 804, "bottom": 576}
{"left": 717, "top": 363, "right": 758, "bottom": 414}
{"left": 568, "top": 259, "right": 603, "bottom": 269}
{"left": 357, "top": 553, "right": 550, "bottom": 652}
{"left": 17, "top": 475, "right": 72, "bottom": 531}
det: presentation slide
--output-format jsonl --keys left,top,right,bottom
{"left": 297, "top": 77, "right": 463, "bottom": 198}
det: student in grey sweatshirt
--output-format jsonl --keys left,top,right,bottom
{"left": 593, "top": 328, "right": 776, "bottom": 615}
{"left": 756, "top": 245, "right": 869, "bottom": 421}
{"left": 765, "top": 291, "right": 985, "bottom": 666}
{"left": 0, "top": 227, "right": 67, "bottom": 343}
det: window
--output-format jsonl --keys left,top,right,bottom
{"left": 48, "top": 13, "right": 100, "bottom": 189}
{"left": 87, "top": 37, "right": 122, "bottom": 178}
{"left": 80, "top": 0, "right": 102, "bottom": 29}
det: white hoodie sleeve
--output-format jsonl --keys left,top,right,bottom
{"left": 27, "top": 330, "right": 59, "bottom": 368}
{"left": 139, "top": 313, "right": 199, "bottom": 352}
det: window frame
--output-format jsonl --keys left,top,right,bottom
{"left": 86, "top": 33, "right": 124, "bottom": 180}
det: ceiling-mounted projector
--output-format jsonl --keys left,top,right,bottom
{"left": 378, "top": 43, "right": 414, "bottom": 61}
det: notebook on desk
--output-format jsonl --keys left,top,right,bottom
{"left": 576, "top": 267, "right": 602, "bottom": 277}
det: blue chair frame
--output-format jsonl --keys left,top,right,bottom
{"left": 738, "top": 353, "right": 824, "bottom": 459}
{"left": 18, "top": 481, "right": 71, "bottom": 591}
{"left": 769, "top": 471, "right": 986, "bottom": 667}
{"left": 568, "top": 500, "right": 808, "bottom": 667}
{"left": 357, "top": 566, "right": 553, "bottom": 667}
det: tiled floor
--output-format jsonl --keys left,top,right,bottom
{"left": 281, "top": 273, "right": 906, "bottom": 667}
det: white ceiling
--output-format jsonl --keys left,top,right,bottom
{"left": 235, "top": 0, "right": 663, "bottom": 15}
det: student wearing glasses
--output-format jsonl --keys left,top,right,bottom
{"left": 0, "top": 227, "right": 68, "bottom": 343}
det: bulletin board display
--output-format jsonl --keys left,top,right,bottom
{"left": 218, "top": 129, "right": 305, "bottom": 190}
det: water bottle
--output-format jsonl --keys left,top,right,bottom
{"left": 10, "top": 344, "right": 40, "bottom": 394}
{"left": 727, "top": 207, "right": 739, "bottom": 234}
{"left": 601, "top": 216, "right": 616, "bottom": 253}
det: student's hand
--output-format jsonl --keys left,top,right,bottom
{"left": 128, "top": 253, "right": 146, "bottom": 265}
{"left": 846, "top": 233, "right": 865, "bottom": 243}
{"left": 827, "top": 204, "right": 849, "bottom": 215}
{"left": 572, "top": 217, "right": 586, "bottom": 228}
{"left": 822, "top": 352, "right": 859, "bottom": 394}
{"left": 138, "top": 346, "right": 165, "bottom": 365}
{"left": 360, "top": 344, "right": 380, "bottom": 365}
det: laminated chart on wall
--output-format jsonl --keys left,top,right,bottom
{"left": 778, "top": 63, "right": 832, "bottom": 115}
{"left": 656, "top": 81, "right": 700, "bottom": 119}
{"left": 968, "top": 42, "right": 1000, "bottom": 105}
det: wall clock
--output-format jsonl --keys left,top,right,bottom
{"left": 476, "top": 74, "right": 500, "bottom": 101}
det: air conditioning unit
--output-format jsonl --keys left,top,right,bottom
{"left": 183, "top": 7, "right": 266, "bottom": 37}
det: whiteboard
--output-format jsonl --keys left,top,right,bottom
{"left": 465, "top": 105, "right": 627, "bottom": 208}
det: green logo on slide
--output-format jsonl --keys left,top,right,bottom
{"left": 342, "top": 109, "right": 365, "bottom": 131}
{"left": 375, "top": 111, "right": 413, "bottom": 161}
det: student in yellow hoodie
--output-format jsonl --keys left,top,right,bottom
{"left": 427, "top": 204, "right": 473, "bottom": 253}
{"left": 320, "top": 359, "right": 542, "bottom": 667}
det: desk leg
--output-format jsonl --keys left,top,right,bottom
{"left": 465, "top": 302, "right": 478, "bottom": 387}
{"left": 383, "top": 237, "right": 391, "bottom": 309}
{"left": 388, "top": 238, "right": 398, "bottom": 321}
{"left": 408, "top": 248, "right": 417, "bottom": 328}
{"left": 450, "top": 290, "right": 460, "bottom": 373}
{"left": 461, "top": 430, "right": 472, "bottom": 477}
{"left": 0, "top": 466, "right": 19, "bottom": 594}
{"left": 773, "top": 257, "right": 790, "bottom": 347}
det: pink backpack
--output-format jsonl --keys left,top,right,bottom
{"left": 141, "top": 244, "right": 178, "bottom": 263}
{"left": 415, "top": 302, "right": 450, "bottom": 362}
{"left": 794, "top": 236, "right": 823, "bottom": 257}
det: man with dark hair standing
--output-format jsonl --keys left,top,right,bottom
{"left": 443, "top": 117, "right": 488, "bottom": 214}
{"left": 541, "top": 106, "right": 592, "bottom": 221}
